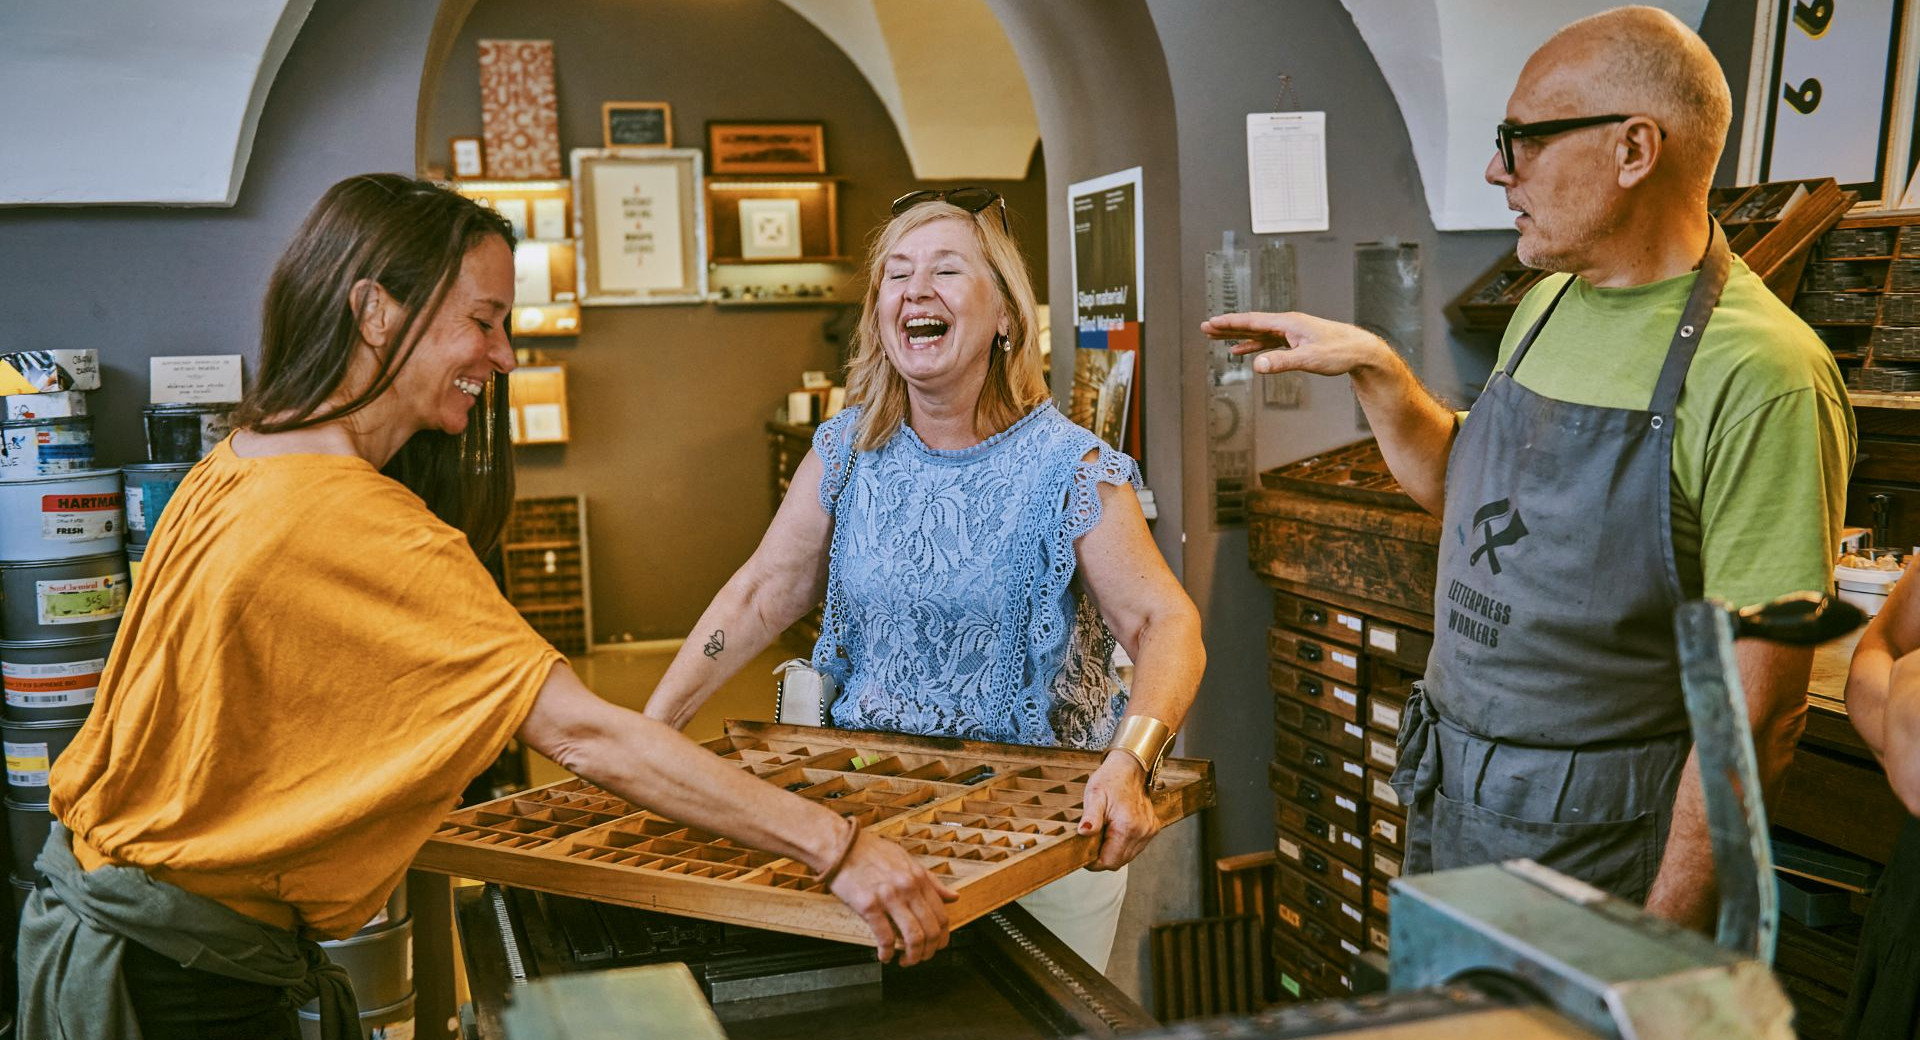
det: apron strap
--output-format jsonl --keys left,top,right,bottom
{"left": 1648, "top": 218, "right": 1732, "bottom": 416}
{"left": 1502, "top": 275, "right": 1577, "bottom": 377}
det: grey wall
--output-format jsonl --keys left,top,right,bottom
{"left": 425, "top": 0, "right": 1047, "bottom": 642}
{"left": 0, "top": 0, "right": 438, "bottom": 468}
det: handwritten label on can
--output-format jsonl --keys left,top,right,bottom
{"left": 36, "top": 572, "right": 128, "bottom": 626}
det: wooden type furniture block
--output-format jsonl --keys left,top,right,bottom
{"left": 1149, "top": 914, "right": 1264, "bottom": 1021}
{"left": 415, "top": 721, "right": 1213, "bottom": 945}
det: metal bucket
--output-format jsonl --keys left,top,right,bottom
{"left": 0, "top": 634, "right": 111, "bottom": 723}
{"left": 2, "top": 718, "right": 83, "bottom": 802}
{"left": 123, "top": 462, "right": 192, "bottom": 546}
{"left": 360, "top": 883, "right": 408, "bottom": 934}
{"left": 307, "top": 915, "right": 414, "bottom": 1010}
{"left": 126, "top": 543, "right": 144, "bottom": 589}
{"left": 0, "top": 552, "right": 129, "bottom": 640}
{"left": 144, "top": 404, "right": 233, "bottom": 464}
{"left": 0, "top": 417, "right": 94, "bottom": 481}
{"left": 297, "top": 990, "right": 414, "bottom": 1040}
{"left": 5, "top": 798, "right": 50, "bottom": 880}
{"left": 0, "top": 469, "right": 123, "bottom": 561}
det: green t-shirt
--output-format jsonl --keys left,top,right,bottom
{"left": 1478, "top": 256, "right": 1855, "bottom": 609}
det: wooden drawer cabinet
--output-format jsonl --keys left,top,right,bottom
{"left": 1276, "top": 863, "right": 1366, "bottom": 943}
{"left": 1272, "top": 932, "right": 1352, "bottom": 999}
{"left": 1365, "top": 731, "right": 1399, "bottom": 773}
{"left": 1368, "top": 684, "right": 1410, "bottom": 736}
{"left": 1269, "top": 627, "right": 1365, "bottom": 687}
{"left": 1271, "top": 761, "right": 1368, "bottom": 834}
{"left": 1363, "top": 620, "right": 1433, "bottom": 674}
{"left": 1274, "top": 894, "right": 1366, "bottom": 967}
{"left": 1275, "top": 697, "right": 1368, "bottom": 757}
{"left": 1270, "top": 660, "right": 1365, "bottom": 724}
{"left": 1276, "top": 797, "right": 1367, "bottom": 868}
{"left": 1273, "top": 591, "right": 1366, "bottom": 648}
{"left": 1275, "top": 831, "right": 1367, "bottom": 904}
{"left": 1273, "top": 728, "right": 1368, "bottom": 795}
{"left": 1370, "top": 810, "right": 1407, "bottom": 856}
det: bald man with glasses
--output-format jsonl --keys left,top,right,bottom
{"left": 1206, "top": 5, "right": 1853, "bottom": 929}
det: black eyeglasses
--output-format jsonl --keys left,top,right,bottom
{"left": 1494, "top": 114, "right": 1665, "bottom": 175}
{"left": 891, "top": 187, "right": 1010, "bottom": 233}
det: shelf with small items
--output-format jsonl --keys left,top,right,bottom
{"left": 452, "top": 179, "right": 582, "bottom": 338}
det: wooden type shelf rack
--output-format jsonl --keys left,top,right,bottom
{"left": 415, "top": 720, "right": 1215, "bottom": 945}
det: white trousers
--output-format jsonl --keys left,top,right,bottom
{"left": 1014, "top": 864, "right": 1129, "bottom": 973}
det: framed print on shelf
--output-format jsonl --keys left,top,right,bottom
{"left": 572, "top": 148, "right": 707, "bottom": 306}
{"left": 602, "top": 101, "right": 673, "bottom": 149}
{"left": 707, "top": 122, "right": 827, "bottom": 175}
{"left": 450, "top": 137, "right": 485, "bottom": 179}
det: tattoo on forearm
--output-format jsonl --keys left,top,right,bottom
{"left": 703, "top": 629, "right": 726, "bottom": 659}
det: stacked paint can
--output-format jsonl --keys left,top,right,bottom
{"left": 0, "top": 469, "right": 127, "bottom": 889}
{"left": 298, "top": 886, "right": 414, "bottom": 1040}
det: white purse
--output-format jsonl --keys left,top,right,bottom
{"left": 773, "top": 658, "right": 839, "bottom": 727}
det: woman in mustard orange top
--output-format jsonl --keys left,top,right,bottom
{"left": 18, "top": 175, "right": 954, "bottom": 1040}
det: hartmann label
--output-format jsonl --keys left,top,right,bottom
{"left": 3, "top": 656, "right": 105, "bottom": 708}
{"left": 41, "top": 492, "right": 122, "bottom": 541}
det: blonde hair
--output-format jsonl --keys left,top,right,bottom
{"left": 844, "top": 201, "right": 1049, "bottom": 452}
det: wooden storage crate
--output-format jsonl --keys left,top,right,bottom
{"left": 415, "top": 720, "right": 1214, "bottom": 945}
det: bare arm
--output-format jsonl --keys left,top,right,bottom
{"left": 1644, "top": 638, "right": 1811, "bottom": 930}
{"left": 519, "top": 661, "right": 957, "bottom": 963}
{"left": 1201, "top": 312, "right": 1457, "bottom": 513}
{"left": 1070, "top": 476, "right": 1206, "bottom": 869}
{"left": 1847, "top": 570, "right": 1920, "bottom": 811}
{"left": 644, "top": 450, "right": 835, "bottom": 729}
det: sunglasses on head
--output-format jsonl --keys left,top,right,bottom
{"left": 890, "top": 187, "right": 1010, "bottom": 233}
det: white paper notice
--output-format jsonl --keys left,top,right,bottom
{"left": 150, "top": 355, "right": 243, "bottom": 404}
{"left": 522, "top": 402, "right": 565, "bottom": 441}
{"left": 1247, "top": 112, "right": 1329, "bottom": 233}
{"left": 532, "top": 197, "right": 568, "bottom": 240}
{"left": 515, "top": 243, "right": 553, "bottom": 305}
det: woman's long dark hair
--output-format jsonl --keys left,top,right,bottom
{"left": 233, "top": 174, "right": 518, "bottom": 556}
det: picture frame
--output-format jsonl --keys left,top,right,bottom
{"left": 450, "top": 136, "right": 485, "bottom": 179}
{"left": 572, "top": 148, "right": 707, "bottom": 306}
{"left": 706, "top": 121, "right": 827, "bottom": 175}
{"left": 736, "top": 197, "right": 803, "bottom": 260}
{"left": 602, "top": 101, "right": 673, "bottom": 149}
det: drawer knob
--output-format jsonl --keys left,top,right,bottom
{"left": 1304, "top": 849, "right": 1327, "bottom": 873}
{"left": 1298, "top": 644, "right": 1323, "bottom": 663}
{"left": 1299, "top": 780, "right": 1322, "bottom": 804}
{"left": 1302, "top": 606, "right": 1326, "bottom": 624}
{"left": 1307, "top": 888, "right": 1329, "bottom": 910}
{"left": 1305, "top": 748, "right": 1329, "bottom": 769}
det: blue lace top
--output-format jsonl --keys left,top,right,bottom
{"left": 810, "top": 403, "right": 1142, "bottom": 749}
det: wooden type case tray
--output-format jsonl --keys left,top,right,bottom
{"left": 416, "top": 721, "right": 1214, "bottom": 945}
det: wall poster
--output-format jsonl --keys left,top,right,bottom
{"left": 572, "top": 148, "right": 707, "bottom": 306}
{"left": 1068, "top": 167, "right": 1146, "bottom": 463}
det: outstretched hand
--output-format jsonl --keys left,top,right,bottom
{"left": 829, "top": 832, "right": 960, "bottom": 966}
{"left": 1078, "top": 753, "right": 1161, "bottom": 870}
{"left": 1201, "top": 311, "right": 1391, "bottom": 377}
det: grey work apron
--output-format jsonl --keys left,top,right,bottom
{"left": 1390, "top": 221, "right": 1731, "bottom": 904}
